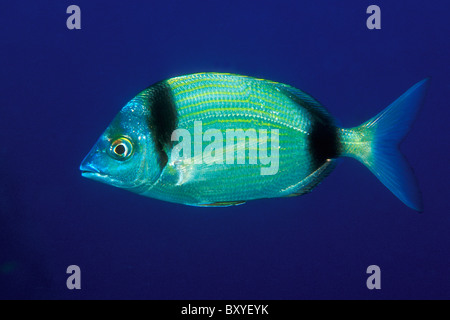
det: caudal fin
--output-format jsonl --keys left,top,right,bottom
{"left": 339, "top": 79, "right": 429, "bottom": 211}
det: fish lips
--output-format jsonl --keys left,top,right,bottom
{"left": 80, "top": 162, "right": 108, "bottom": 181}
{"left": 79, "top": 148, "right": 109, "bottom": 182}
{"left": 79, "top": 155, "right": 135, "bottom": 189}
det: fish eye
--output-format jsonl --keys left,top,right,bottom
{"left": 110, "top": 137, "right": 133, "bottom": 160}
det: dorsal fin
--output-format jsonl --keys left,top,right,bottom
{"left": 270, "top": 81, "right": 335, "bottom": 126}
{"left": 266, "top": 81, "right": 339, "bottom": 167}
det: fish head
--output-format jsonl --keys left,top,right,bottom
{"left": 80, "top": 93, "right": 164, "bottom": 192}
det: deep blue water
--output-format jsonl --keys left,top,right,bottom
{"left": 1, "top": 1, "right": 449, "bottom": 300}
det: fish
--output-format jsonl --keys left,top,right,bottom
{"left": 80, "top": 72, "right": 428, "bottom": 211}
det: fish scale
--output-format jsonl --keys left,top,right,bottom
{"left": 144, "top": 73, "right": 321, "bottom": 205}
{"left": 171, "top": 74, "right": 312, "bottom": 134}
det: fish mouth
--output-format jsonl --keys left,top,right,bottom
{"left": 81, "top": 170, "right": 106, "bottom": 178}
{"left": 80, "top": 163, "right": 107, "bottom": 179}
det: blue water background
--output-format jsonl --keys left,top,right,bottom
{"left": 0, "top": 0, "right": 449, "bottom": 299}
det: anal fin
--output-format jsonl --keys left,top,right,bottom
{"left": 282, "top": 159, "right": 337, "bottom": 197}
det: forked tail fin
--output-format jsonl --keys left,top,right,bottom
{"left": 339, "top": 79, "right": 429, "bottom": 211}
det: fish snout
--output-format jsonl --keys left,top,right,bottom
{"left": 80, "top": 148, "right": 106, "bottom": 179}
{"left": 80, "top": 161, "right": 101, "bottom": 176}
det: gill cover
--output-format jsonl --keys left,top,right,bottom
{"left": 80, "top": 85, "right": 175, "bottom": 192}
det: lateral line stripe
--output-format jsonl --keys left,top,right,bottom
{"left": 169, "top": 77, "right": 238, "bottom": 90}
{"left": 174, "top": 84, "right": 238, "bottom": 97}
{"left": 178, "top": 114, "right": 309, "bottom": 135}
{"left": 178, "top": 101, "right": 294, "bottom": 124}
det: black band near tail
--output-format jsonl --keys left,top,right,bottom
{"left": 277, "top": 86, "right": 339, "bottom": 168}
{"left": 147, "top": 82, "right": 178, "bottom": 168}
{"left": 309, "top": 118, "right": 339, "bottom": 168}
